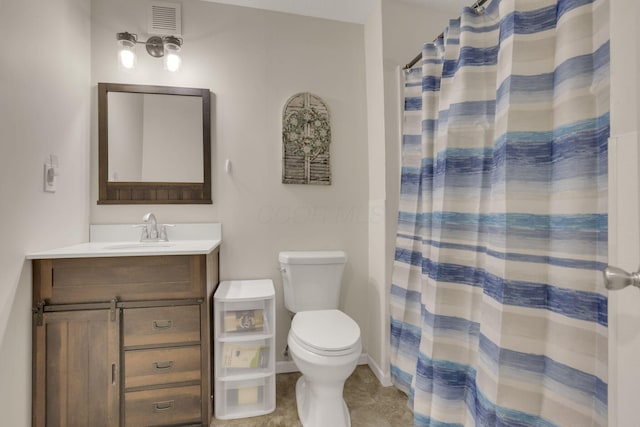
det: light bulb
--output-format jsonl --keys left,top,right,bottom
{"left": 116, "top": 32, "right": 137, "bottom": 70}
{"left": 163, "top": 36, "right": 182, "bottom": 72}
{"left": 119, "top": 49, "right": 136, "bottom": 69}
{"left": 165, "top": 52, "right": 181, "bottom": 72}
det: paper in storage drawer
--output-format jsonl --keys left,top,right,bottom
{"left": 222, "top": 343, "right": 269, "bottom": 369}
{"left": 237, "top": 385, "right": 260, "bottom": 405}
{"left": 223, "top": 309, "right": 264, "bottom": 332}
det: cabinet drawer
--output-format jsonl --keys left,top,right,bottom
{"left": 124, "top": 306, "right": 200, "bottom": 347}
{"left": 125, "top": 346, "right": 201, "bottom": 389}
{"left": 34, "top": 255, "right": 205, "bottom": 304}
{"left": 125, "top": 385, "right": 201, "bottom": 427}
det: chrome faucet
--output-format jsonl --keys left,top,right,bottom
{"left": 135, "top": 212, "right": 173, "bottom": 242}
{"left": 143, "top": 212, "right": 159, "bottom": 241}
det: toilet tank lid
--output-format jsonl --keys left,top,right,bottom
{"left": 279, "top": 251, "right": 347, "bottom": 265}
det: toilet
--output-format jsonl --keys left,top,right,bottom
{"left": 279, "top": 251, "right": 361, "bottom": 427}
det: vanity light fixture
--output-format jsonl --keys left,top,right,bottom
{"left": 163, "top": 36, "right": 182, "bottom": 72}
{"left": 116, "top": 31, "right": 183, "bottom": 72}
{"left": 116, "top": 32, "right": 137, "bottom": 70}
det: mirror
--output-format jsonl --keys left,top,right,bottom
{"left": 98, "top": 83, "right": 211, "bottom": 204}
{"left": 108, "top": 92, "right": 203, "bottom": 183}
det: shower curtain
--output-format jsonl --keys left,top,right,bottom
{"left": 390, "top": 0, "right": 609, "bottom": 426}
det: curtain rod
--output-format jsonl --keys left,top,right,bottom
{"left": 403, "top": 0, "right": 489, "bottom": 70}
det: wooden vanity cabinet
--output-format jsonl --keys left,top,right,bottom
{"left": 32, "top": 249, "right": 219, "bottom": 427}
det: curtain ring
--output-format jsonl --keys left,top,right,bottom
{"left": 472, "top": 0, "right": 486, "bottom": 14}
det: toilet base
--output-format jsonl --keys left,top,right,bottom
{"left": 295, "top": 376, "right": 351, "bottom": 427}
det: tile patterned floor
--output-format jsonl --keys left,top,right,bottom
{"left": 211, "top": 365, "right": 413, "bottom": 427}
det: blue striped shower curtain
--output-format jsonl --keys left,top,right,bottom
{"left": 390, "top": 0, "right": 609, "bottom": 426}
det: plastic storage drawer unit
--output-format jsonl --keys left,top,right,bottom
{"left": 213, "top": 280, "right": 275, "bottom": 419}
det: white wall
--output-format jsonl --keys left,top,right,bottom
{"left": 0, "top": 0, "right": 91, "bottom": 424}
{"left": 364, "top": 0, "right": 453, "bottom": 384}
{"left": 90, "top": 0, "right": 370, "bottom": 364}
{"left": 364, "top": 0, "right": 388, "bottom": 382}
{"left": 608, "top": 0, "right": 640, "bottom": 425}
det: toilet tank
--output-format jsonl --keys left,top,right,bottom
{"left": 279, "top": 251, "right": 347, "bottom": 313}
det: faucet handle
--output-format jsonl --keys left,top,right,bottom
{"left": 158, "top": 224, "right": 175, "bottom": 242}
{"left": 132, "top": 224, "right": 149, "bottom": 241}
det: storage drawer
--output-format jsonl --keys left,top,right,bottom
{"left": 214, "top": 376, "right": 274, "bottom": 420}
{"left": 215, "top": 338, "right": 273, "bottom": 378}
{"left": 125, "top": 385, "right": 201, "bottom": 427}
{"left": 125, "top": 345, "right": 201, "bottom": 389}
{"left": 215, "top": 298, "right": 274, "bottom": 339}
{"left": 124, "top": 306, "right": 200, "bottom": 347}
{"left": 34, "top": 255, "right": 205, "bottom": 304}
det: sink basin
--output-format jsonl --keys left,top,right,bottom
{"left": 104, "top": 242, "right": 175, "bottom": 250}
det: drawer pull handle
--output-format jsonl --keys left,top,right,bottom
{"left": 153, "top": 360, "right": 174, "bottom": 371}
{"left": 152, "top": 320, "right": 173, "bottom": 330}
{"left": 152, "top": 400, "right": 174, "bottom": 412}
{"left": 111, "top": 363, "right": 117, "bottom": 385}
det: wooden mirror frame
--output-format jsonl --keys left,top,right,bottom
{"left": 98, "top": 83, "right": 212, "bottom": 204}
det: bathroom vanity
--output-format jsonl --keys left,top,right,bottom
{"left": 27, "top": 224, "right": 221, "bottom": 427}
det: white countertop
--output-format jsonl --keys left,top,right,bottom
{"left": 26, "top": 223, "right": 221, "bottom": 259}
{"left": 25, "top": 240, "right": 221, "bottom": 259}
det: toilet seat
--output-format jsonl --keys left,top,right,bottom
{"left": 290, "top": 310, "right": 360, "bottom": 357}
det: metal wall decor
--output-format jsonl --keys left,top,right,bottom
{"left": 282, "top": 93, "right": 331, "bottom": 185}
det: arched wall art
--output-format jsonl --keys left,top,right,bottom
{"left": 282, "top": 92, "right": 331, "bottom": 185}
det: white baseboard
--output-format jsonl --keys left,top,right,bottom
{"left": 357, "top": 353, "right": 369, "bottom": 365}
{"left": 275, "top": 360, "right": 298, "bottom": 374}
{"left": 367, "top": 355, "right": 392, "bottom": 387}
{"left": 275, "top": 353, "right": 370, "bottom": 375}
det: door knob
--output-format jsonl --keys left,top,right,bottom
{"left": 603, "top": 266, "right": 640, "bottom": 290}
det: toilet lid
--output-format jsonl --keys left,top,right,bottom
{"left": 290, "top": 310, "right": 360, "bottom": 353}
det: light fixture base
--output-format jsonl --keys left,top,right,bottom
{"left": 163, "top": 35, "right": 182, "bottom": 49}
{"left": 116, "top": 32, "right": 137, "bottom": 45}
{"left": 145, "top": 36, "right": 164, "bottom": 57}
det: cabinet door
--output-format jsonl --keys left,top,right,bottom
{"left": 32, "top": 309, "right": 120, "bottom": 427}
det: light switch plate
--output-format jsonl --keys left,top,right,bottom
{"left": 44, "top": 163, "right": 55, "bottom": 192}
{"left": 44, "top": 154, "right": 59, "bottom": 193}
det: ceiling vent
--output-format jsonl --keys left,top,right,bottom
{"left": 148, "top": 2, "right": 182, "bottom": 36}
